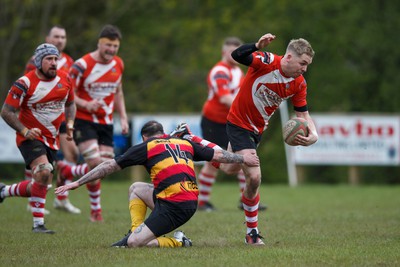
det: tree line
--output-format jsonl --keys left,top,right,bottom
{"left": 0, "top": 0, "right": 398, "bottom": 183}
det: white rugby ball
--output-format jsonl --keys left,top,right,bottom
{"left": 283, "top": 118, "right": 309, "bottom": 146}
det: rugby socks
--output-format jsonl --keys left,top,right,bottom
{"left": 157, "top": 237, "right": 182, "bottom": 248}
{"left": 61, "top": 163, "right": 89, "bottom": 179}
{"left": 1, "top": 179, "right": 30, "bottom": 198}
{"left": 25, "top": 168, "right": 33, "bottom": 204}
{"left": 86, "top": 181, "right": 101, "bottom": 214}
{"left": 129, "top": 198, "right": 147, "bottom": 231}
{"left": 242, "top": 193, "right": 260, "bottom": 234}
{"left": 197, "top": 171, "right": 216, "bottom": 206}
{"left": 30, "top": 181, "right": 48, "bottom": 227}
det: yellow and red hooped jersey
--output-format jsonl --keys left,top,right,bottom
{"left": 228, "top": 52, "right": 308, "bottom": 135}
{"left": 116, "top": 137, "right": 214, "bottom": 208}
{"left": 5, "top": 70, "right": 74, "bottom": 150}
{"left": 69, "top": 53, "right": 124, "bottom": 125}
{"left": 202, "top": 61, "right": 244, "bottom": 124}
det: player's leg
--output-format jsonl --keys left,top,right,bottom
{"left": 241, "top": 160, "right": 265, "bottom": 245}
{"left": 54, "top": 128, "right": 81, "bottom": 214}
{"left": 30, "top": 155, "right": 55, "bottom": 233}
{"left": 78, "top": 139, "right": 103, "bottom": 221}
{"left": 74, "top": 119, "right": 105, "bottom": 222}
{"left": 225, "top": 123, "right": 265, "bottom": 245}
{"left": 197, "top": 117, "right": 226, "bottom": 211}
{"left": 127, "top": 182, "right": 154, "bottom": 231}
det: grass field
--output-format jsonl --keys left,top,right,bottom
{"left": 0, "top": 180, "right": 399, "bottom": 267}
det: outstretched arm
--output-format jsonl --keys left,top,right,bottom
{"left": 55, "top": 159, "right": 121, "bottom": 194}
{"left": 231, "top": 33, "right": 276, "bottom": 66}
{"left": 212, "top": 150, "right": 259, "bottom": 167}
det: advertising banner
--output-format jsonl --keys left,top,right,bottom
{"left": 294, "top": 114, "right": 400, "bottom": 165}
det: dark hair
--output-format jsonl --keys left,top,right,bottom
{"left": 98, "top": 24, "right": 122, "bottom": 40}
{"left": 140, "top": 120, "right": 164, "bottom": 137}
{"left": 47, "top": 25, "right": 66, "bottom": 35}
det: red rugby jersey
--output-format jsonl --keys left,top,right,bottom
{"left": 202, "top": 61, "right": 243, "bottom": 124}
{"left": 69, "top": 53, "right": 124, "bottom": 125}
{"left": 228, "top": 51, "right": 308, "bottom": 135}
{"left": 4, "top": 70, "right": 74, "bottom": 149}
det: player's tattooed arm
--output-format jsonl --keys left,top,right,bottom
{"left": 212, "top": 150, "right": 260, "bottom": 167}
{"left": 77, "top": 160, "right": 121, "bottom": 186}
{"left": 1, "top": 104, "right": 26, "bottom": 133}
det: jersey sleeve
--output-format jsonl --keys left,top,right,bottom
{"left": 69, "top": 59, "right": 86, "bottom": 89}
{"left": 191, "top": 141, "right": 214, "bottom": 162}
{"left": 290, "top": 78, "right": 308, "bottom": 108}
{"left": 213, "top": 70, "right": 231, "bottom": 97}
{"left": 115, "top": 142, "right": 148, "bottom": 169}
{"left": 5, "top": 78, "right": 28, "bottom": 108}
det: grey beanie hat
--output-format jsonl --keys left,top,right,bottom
{"left": 34, "top": 43, "right": 60, "bottom": 69}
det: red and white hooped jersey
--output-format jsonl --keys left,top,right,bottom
{"left": 227, "top": 51, "right": 308, "bottom": 135}
{"left": 202, "top": 61, "right": 244, "bottom": 124}
{"left": 69, "top": 53, "right": 124, "bottom": 125}
{"left": 4, "top": 70, "right": 74, "bottom": 150}
{"left": 24, "top": 52, "right": 74, "bottom": 74}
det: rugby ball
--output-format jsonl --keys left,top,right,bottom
{"left": 283, "top": 118, "right": 309, "bottom": 146}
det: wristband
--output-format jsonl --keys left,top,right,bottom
{"left": 21, "top": 128, "right": 29, "bottom": 137}
{"left": 66, "top": 120, "right": 74, "bottom": 129}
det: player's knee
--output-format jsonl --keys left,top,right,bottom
{"left": 32, "top": 163, "right": 53, "bottom": 183}
{"left": 247, "top": 173, "right": 261, "bottom": 188}
{"left": 100, "top": 151, "right": 115, "bottom": 160}
{"left": 82, "top": 143, "right": 101, "bottom": 161}
{"left": 220, "top": 164, "right": 241, "bottom": 175}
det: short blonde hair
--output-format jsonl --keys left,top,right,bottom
{"left": 287, "top": 38, "right": 315, "bottom": 58}
{"left": 222, "top": 37, "right": 243, "bottom": 49}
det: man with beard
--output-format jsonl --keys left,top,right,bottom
{"left": 24, "top": 25, "right": 81, "bottom": 215}
{"left": 0, "top": 43, "right": 76, "bottom": 233}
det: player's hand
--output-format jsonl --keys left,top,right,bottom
{"left": 243, "top": 152, "right": 260, "bottom": 167}
{"left": 66, "top": 120, "right": 74, "bottom": 141}
{"left": 256, "top": 33, "right": 276, "bottom": 50}
{"left": 24, "top": 127, "right": 42, "bottom": 140}
{"left": 295, "top": 127, "right": 318, "bottom": 146}
{"left": 86, "top": 99, "right": 102, "bottom": 113}
{"left": 55, "top": 181, "right": 80, "bottom": 195}
{"left": 120, "top": 118, "right": 129, "bottom": 135}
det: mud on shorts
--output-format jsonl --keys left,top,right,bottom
{"left": 226, "top": 121, "right": 262, "bottom": 152}
{"left": 18, "top": 139, "right": 57, "bottom": 170}
{"left": 73, "top": 118, "right": 114, "bottom": 147}
{"left": 144, "top": 198, "right": 197, "bottom": 237}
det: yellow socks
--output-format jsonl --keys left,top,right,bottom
{"left": 156, "top": 237, "right": 182, "bottom": 248}
{"left": 129, "top": 198, "right": 147, "bottom": 231}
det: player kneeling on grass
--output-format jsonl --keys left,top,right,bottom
{"left": 55, "top": 120, "right": 259, "bottom": 248}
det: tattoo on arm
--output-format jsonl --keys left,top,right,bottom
{"left": 64, "top": 101, "right": 76, "bottom": 121}
{"left": 217, "top": 150, "right": 244, "bottom": 163}
{"left": 77, "top": 160, "right": 120, "bottom": 186}
{"left": 1, "top": 104, "right": 25, "bottom": 132}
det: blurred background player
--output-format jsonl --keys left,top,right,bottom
{"left": 0, "top": 43, "right": 76, "bottom": 233}
{"left": 198, "top": 37, "right": 266, "bottom": 211}
{"left": 24, "top": 25, "right": 81, "bottom": 214}
{"left": 68, "top": 24, "right": 129, "bottom": 222}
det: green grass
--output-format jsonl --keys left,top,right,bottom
{"left": 0, "top": 180, "right": 399, "bottom": 267}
